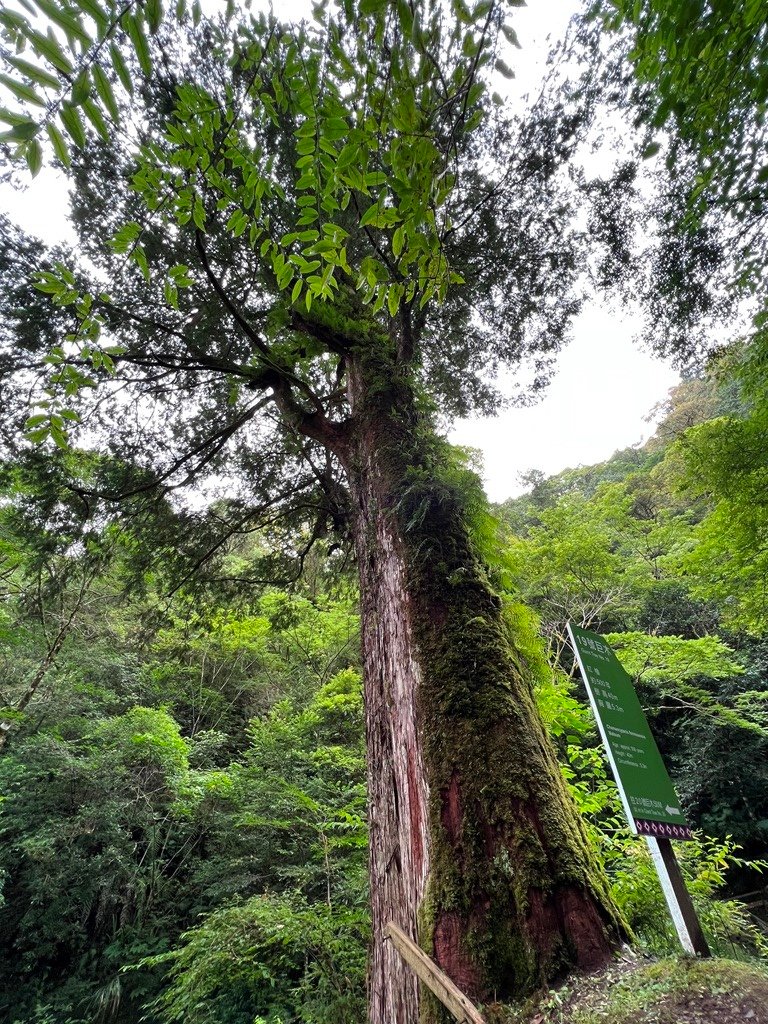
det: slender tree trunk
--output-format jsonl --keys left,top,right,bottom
{"left": 344, "top": 349, "right": 625, "bottom": 1024}
{"left": 0, "top": 620, "right": 71, "bottom": 751}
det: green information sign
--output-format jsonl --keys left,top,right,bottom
{"left": 567, "top": 623, "right": 692, "bottom": 841}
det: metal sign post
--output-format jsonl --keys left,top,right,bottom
{"left": 647, "top": 836, "right": 710, "bottom": 956}
{"left": 567, "top": 622, "right": 710, "bottom": 958}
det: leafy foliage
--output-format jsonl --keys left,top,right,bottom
{"left": 584, "top": 0, "right": 768, "bottom": 371}
{"left": 0, "top": 481, "right": 365, "bottom": 1023}
{"left": 2, "top": 380, "right": 768, "bottom": 1019}
{"left": 2, "top": 3, "right": 768, "bottom": 1018}
{"left": 503, "top": 366, "right": 768, "bottom": 884}
{"left": 141, "top": 893, "right": 368, "bottom": 1024}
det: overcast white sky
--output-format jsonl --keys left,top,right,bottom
{"left": 447, "top": 0, "right": 679, "bottom": 500}
{"left": 0, "top": 0, "right": 679, "bottom": 502}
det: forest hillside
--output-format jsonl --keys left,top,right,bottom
{"left": 2, "top": 366, "right": 767, "bottom": 1023}
{"left": 1, "top": 0, "right": 768, "bottom": 1017}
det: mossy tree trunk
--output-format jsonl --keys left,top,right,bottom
{"left": 339, "top": 345, "right": 625, "bottom": 1024}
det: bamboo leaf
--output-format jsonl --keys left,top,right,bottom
{"left": 25, "top": 137, "right": 43, "bottom": 176}
{"left": 33, "top": 0, "right": 92, "bottom": 46}
{"left": 0, "top": 9, "right": 30, "bottom": 32}
{"left": 71, "top": 70, "right": 91, "bottom": 105}
{"left": 145, "top": 0, "right": 164, "bottom": 34}
{"left": 77, "top": 0, "right": 108, "bottom": 31}
{"left": 82, "top": 97, "right": 110, "bottom": 141}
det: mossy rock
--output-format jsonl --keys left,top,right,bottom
{"left": 497, "top": 954, "right": 768, "bottom": 1024}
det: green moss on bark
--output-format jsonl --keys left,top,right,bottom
{"left": 348, "top": 347, "right": 626, "bottom": 1022}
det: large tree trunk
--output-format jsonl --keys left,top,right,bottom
{"left": 344, "top": 349, "right": 625, "bottom": 1024}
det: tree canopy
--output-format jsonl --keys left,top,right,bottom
{"left": 0, "top": 0, "right": 606, "bottom": 582}
{"left": 583, "top": 0, "right": 768, "bottom": 374}
{"left": 2, "top": 366, "right": 767, "bottom": 1023}
{"left": 2, "top": 3, "right": 768, "bottom": 1023}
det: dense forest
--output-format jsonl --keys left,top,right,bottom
{"left": 1, "top": 367, "right": 767, "bottom": 1022}
{"left": 1, "top": 0, "right": 768, "bottom": 1021}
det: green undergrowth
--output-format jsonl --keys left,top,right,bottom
{"left": 497, "top": 955, "right": 768, "bottom": 1024}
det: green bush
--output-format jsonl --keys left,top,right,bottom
{"left": 139, "top": 892, "right": 369, "bottom": 1024}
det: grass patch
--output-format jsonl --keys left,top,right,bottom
{"left": 498, "top": 954, "right": 768, "bottom": 1024}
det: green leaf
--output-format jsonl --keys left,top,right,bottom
{"left": 34, "top": 0, "right": 91, "bottom": 45}
{"left": 0, "top": 74, "right": 46, "bottom": 107}
{"left": 47, "top": 121, "right": 71, "bottom": 165}
{"left": 501, "top": 24, "right": 521, "bottom": 48}
{"left": 0, "top": 9, "right": 29, "bottom": 32}
{"left": 123, "top": 14, "right": 153, "bottom": 77}
{"left": 392, "top": 225, "right": 404, "bottom": 258}
{"left": 0, "top": 107, "right": 34, "bottom": 128}
{"left": 71, "top": 70, "right": 91, "bottom": 105}
{"left": 296, "top": 118, "right": 317, "bottom": 138}
{"left": 92, "top": 64, "right": 120, "bottom": 121}
{"left": 29, "top": 28, "right": 74, "bottom": 75}
{"left": 110, "top": 221, "right": 142, "bottom": 253}
{"left": 60, "top": 104, "right": 87, "bottom": 148}
{"left": 109, "top": 43, "right": 134, "bottom": 95}
{"left": 50, "top": 422, "right": 68, "bottom": 448}
{"left": 323, "top": 116, "right": 348, "bottom": 140}
{"left": 132, "top": 245, "right": 150, "bottom": 282}
{"left": 77, "top": 0, "right": 108, "bottom": 31}
{"left": 396, "top": 0, "right": 413, "bottom": 34}
{"left": 145, "top": 0, "right": 164, "bottom": 34}
{"left": 164, "top": 278, "right": 178, "bottom": 308}
{"left": 6, "top": 55, "right": 61, "bottom": 91}
{"left": 24, "top": 413, "right": 49, "bottom": 428}
{"left": 192, "top": 197, "right": 206, "bottom": 231}
{"left": 641, "top": 140, "right": 661, "bottom": 159}
{"left": 82, "top": 98, "right": 110, "bottom": 142}
{"left": 359, "top": 203, "right": 381, "bottom": 228}
{"left": 2, "top": 119, "right": 39, "bottom": 142}
{"left": 25, "top": 137, "right": 43, "bottom": 176}
{"left": 494, "top": 58, "right": 515, "bottom": 80}
{"left": 26, "top": 426, "right": 50, "bottom": 443}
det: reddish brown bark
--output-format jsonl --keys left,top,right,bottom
{"left": 336, "top": 351, "right": 624, "bottom": 1024}
{"left": 349, "top": 408, "right": 430, "bottom": 1024}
